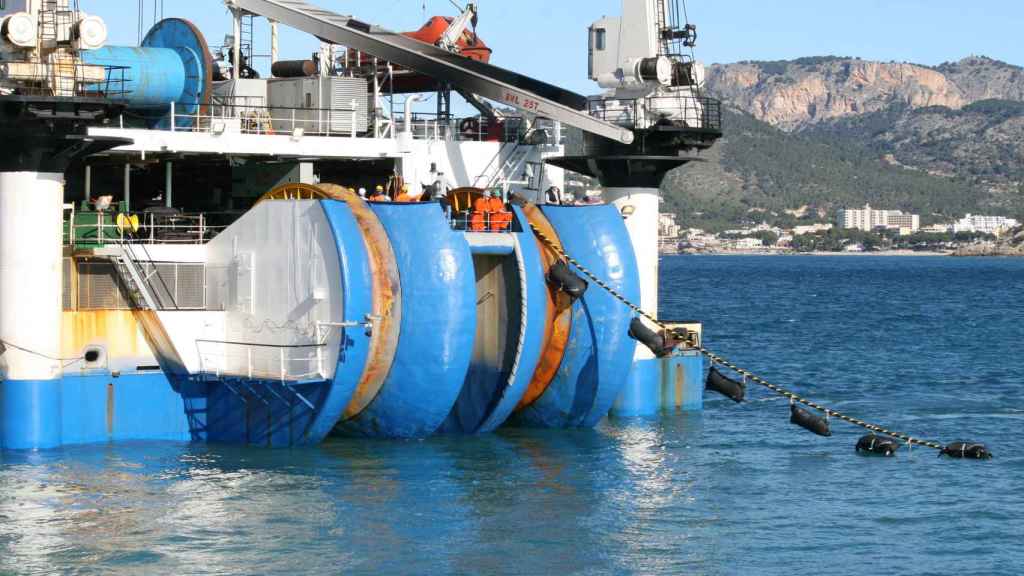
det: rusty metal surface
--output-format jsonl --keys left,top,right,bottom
{"left": 317, "top": 184, "right": 402, "bottom": 421}
{"left": 515, "top": 202, "right": 573, "bottom": 411}
{"left": 131, "top": 309, "right": 190, "bottom": 378}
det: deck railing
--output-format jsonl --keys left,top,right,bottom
{"left": 195, "top": 340, "right": 327, "bottom": 383}
{"left": 63, "top": 204, "right": 229, "bottom": 247}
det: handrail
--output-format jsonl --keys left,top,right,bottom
{"left": 195, "top": 339, "right": 327, "bottom": 382}
{"left": 64, "top": 210, "right": 228, "bottom": 247}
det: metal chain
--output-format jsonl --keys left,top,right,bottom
{"left": 528, "top": 222, "right": 946, "bottom": 451}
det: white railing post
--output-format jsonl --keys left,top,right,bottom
{"left": 170, "top": 101, "right": 176, "bottom": 132}
{"left": 247, "top": 347, "right": 253, "bottom": 379}
{"left": 351, "top": 99, "right": 357, "bottom": 138}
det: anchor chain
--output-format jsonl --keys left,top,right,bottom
{"left": 528, "top": 222, "right": 947, "bottom": 452}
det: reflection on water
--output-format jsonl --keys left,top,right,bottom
{"left": 0, "top": 419, "right": 711, "bottom": 576}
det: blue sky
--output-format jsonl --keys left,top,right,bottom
{"left": 88, "top": 0, "right": 1022, "bottom": 95}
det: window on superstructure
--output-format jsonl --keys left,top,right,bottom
{"left": 595, "top": 29, "right": 606, "bottom": 51}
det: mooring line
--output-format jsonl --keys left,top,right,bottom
{"left": 528, "top": 222, "right": 947, "bottom": 452}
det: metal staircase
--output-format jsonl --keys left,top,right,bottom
{"left": 106, "top": 243, "right": 159, "bottom": 310}
{"left": 473, "top": 138, "right": 533, "bottom": 191}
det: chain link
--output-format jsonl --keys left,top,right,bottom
{"left": 529, "top": 222, "right": 946, "bottom": 452}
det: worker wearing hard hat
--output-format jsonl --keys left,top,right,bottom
{"left": 368, "top": 185, "right": 389, "bottom": 202}
{"left": 470, "top": 189, "right": 492, "bottom": 231}
{"left": 488, "top": 189, "right": 512, "bottom": 231}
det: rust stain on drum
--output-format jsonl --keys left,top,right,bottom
{"left": 318, "top": 185, "right": 402, "bottom": 421}
{"left": 515, "top": 202, "right": 573, "bottom": 411}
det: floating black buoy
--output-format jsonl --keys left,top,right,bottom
{"left": 628, "top": 318, "right": 681, "bottom": 358}
{"left": 547, "top": 261, "right": 588, "bottom": 301}
{"left": 790, "top": 404, "right": 832, "bottom": 437}
{"left": 855, "top": 434, "right": 900, "bottom": 456}
{"left": 705, "top": 366, "right": 745, "bottom": 403}
{"left": 940, "top": 442, "right": 993, "bottom": 460}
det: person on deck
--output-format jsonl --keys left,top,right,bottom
{"left": 545, "top": 186, "right": 563, "bottom": 205}
{"left": 395, "top": 184, "right": 421, "bottom": 203}
{"left": 469, "top": 189, "right": 492, "bottom": 231}
{"left": 368, "top": 185, "right": 389, "bottom": 202}
{"left": 488, "top": 190, "right": 512, "bottom": 231}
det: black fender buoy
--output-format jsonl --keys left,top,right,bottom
{"left": 547, "top": 261, "right": 588, "bottom": 301}
{"left": 705, "top": 366, "right": 745, "bottom": 403}
{"left": 940, "top": 442, "right": 992, "bottom": 460}
{"left": 855, "top": 434, "right": 900, "bottom": 456}
{"left": 628, "top": 318, "right": 681, "bottom": 358}
{"left": 790, "top": 404, "right": 831, "bottom": 437}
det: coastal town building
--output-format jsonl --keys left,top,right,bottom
{"left": 837, "top": 204, "right": 919, "bottom": 234}
{"left": 952, "top": 214, "right": 1020, "bottom": 236}
{"left": 793, "top": 223, "right": 833, "bottom": 236}
{"left": 659, "top": 213, "right": 681, "bottom": 239}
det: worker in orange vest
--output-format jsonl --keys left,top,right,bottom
{"left": 488, "top": 190, "right": 512, "bottom": 231}
{"left": 395, "top": 184, "right": 423, "bottom": 203}
{"left": 469, "top": 189, "right": 492, "bottom": 231}
{"left": 368, "top": 185, "right": 389, "bottom": 202}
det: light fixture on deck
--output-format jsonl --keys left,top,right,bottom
{"left": 620, "top": 204, "right": 636, "bottom": 218}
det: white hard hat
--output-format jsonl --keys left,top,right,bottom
{"left": 358, "top": 187, "right": 367, "bottom": 197}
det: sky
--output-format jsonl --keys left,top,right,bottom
{"left": 86, "top": 0, "right": 1024, "bottom": 95}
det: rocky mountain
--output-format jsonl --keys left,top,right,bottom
{"left": 705, "top": 55, "right": 1024, "bottom": 131}
{"left": 663, "top": 56, "right": 1024, "bottom": 231}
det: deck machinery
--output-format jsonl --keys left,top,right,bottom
{"left": 0, "top": 0, "right": 720, "bottom": 450}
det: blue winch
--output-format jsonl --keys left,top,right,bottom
{"left": 80, "top": 18, "right": 213, "bottom": 130}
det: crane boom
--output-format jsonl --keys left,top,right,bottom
{"left": 225, "top": 0, "right": 634, "bottom": 144}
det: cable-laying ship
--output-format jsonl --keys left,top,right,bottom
{"left": 0, "top": 0, "right": 721, "bottom": 450}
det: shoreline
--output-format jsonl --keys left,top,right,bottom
{"left": 663, "top": 250, "right": 954, "bottom": 257}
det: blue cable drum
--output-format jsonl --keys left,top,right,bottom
{"left": 80, "top": 19, "right": 213, "bottom": 129}
{"left": 438, "top": 205, "right": 547, "bottom": 434}
{"left": 509, "top": 204, "right": 641, "bottom": 428}
{"left": 335, "top": 203, "right": 476, "bottom": 438}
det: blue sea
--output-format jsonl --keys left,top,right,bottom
{"left": 2, "top": 255, "right": 1022, "bottom": 575}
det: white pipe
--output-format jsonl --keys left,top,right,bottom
{"left": 270, "top": 20, "right": 279, "bottom": 65}
{"left": 0, "top": 171, "right": 64, "bottom": 381}
{"left": 84, "top": 165, "right": 91, "bottom": 201}
{"left": 403, "top": 94, "right": 422, "bottom": 134}
{"left": 232, "top": 9, "right": 242, "bottom": 80}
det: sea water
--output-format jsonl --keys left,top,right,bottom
{"left": 1, "top": 255, "right": 1022, "bottom": 575}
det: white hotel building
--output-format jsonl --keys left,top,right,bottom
{"left": 837, "top": 204, "right": 920, "bottom": 235}
{"left": 953, "top": 214, "right": 1021, "bottom": 236}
